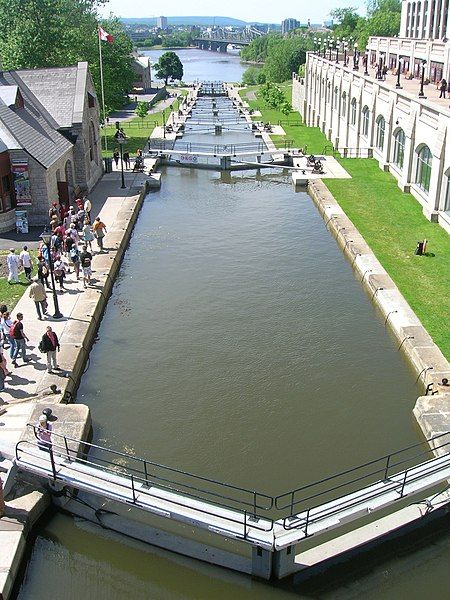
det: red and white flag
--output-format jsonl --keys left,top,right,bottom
{"left": 98, "top": 26, "right": 113, "bottom": 43}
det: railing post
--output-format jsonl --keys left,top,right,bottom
{"left": 304, "top": 507, "right": 311, "bottom": 537}
{"left": 131, "top": 474, "right": 136, "bottom": 503}
{"left": 49, "top": 446, "right": 57, "bottom": 482}
{"left": 290, "top": 491, "right": 295, "bottom": 516}
{"left": 143, "top": 460, "right": 148, "bottom": 486}
{"left": 384, "top": 454, "right": 391, "bottom": 479}
{"left": 400, "top": 470, "right": 408, "bottom": 497}
{"left": 64, "top": 436, "right": 70, "bottom": 461}
{"left": 253, "top": 491, "right": 257, "bottom": 519}
{"left": 243, "top": 511, "right": 247, "bottom": 539}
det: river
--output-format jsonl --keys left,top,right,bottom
{"left": 15, "top": 56, "right": 450, "bottom": 600}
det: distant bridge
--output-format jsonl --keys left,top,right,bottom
{"left": 193, "top": 29, "right": 263, "bottom": 52}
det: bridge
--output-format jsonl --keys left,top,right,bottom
{"left": 14, "top": 425, "right": 450, "bottom": 580}
{"left": 192, "top": 29, "right": 262, "bottom": 52}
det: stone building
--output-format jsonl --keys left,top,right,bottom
{"left": 293, "top": 0, "right": 450, "bottom": 234}
{"left": 0, "top": 62, "right": 102, "bottom": 232}
{"left": 132, "top": 56, "right": 152, "bottom": 93}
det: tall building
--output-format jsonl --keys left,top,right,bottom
{"left": 293, "top": 0, "right": 450, "bottom": 233}
{"left": 157, "top": 16, "right": 168, "bottom": 30}
{"left": 281, "top": 18, "right": 300, "bottom": 35}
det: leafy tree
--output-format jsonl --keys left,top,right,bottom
{"left": 240, "top": 34, "right": 276, "bottom": 63}
{"left": 242, "top": 66, "right": 265, "bottom": 85}
{"left": 154, "top": 51, "right": 184, "bottom": 84}
{"left": 162, "top": 31, "right": 192, "bottom": 47}
{"left": 135, "top": 101, "right": 149, "bottom": 124}
{"left": 330, "top": 7, "right": 364, "bottom": 40}
{"left": 263, "top": 37, "right": 306, "bottom": 83}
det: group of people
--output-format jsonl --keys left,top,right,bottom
{"left": 1, "top": 199, "right": 109, "bottom": 389}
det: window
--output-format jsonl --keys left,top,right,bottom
{"left": 376, "top": 115, "right": 385, "bottom": 150}
{"left": 393, "top": 129, "right": 406, "bottom": 169}
{"left": 351, "top": 98, "right": 357, "bottom": 125}
{"left": 341, "top": 92, "right": 347, "bottom": 117}
{"left": 362, "top": 106, "right": 369, "bottom": 136}
{"left": 415, "top": 145, "right": 432, "bottom": 192}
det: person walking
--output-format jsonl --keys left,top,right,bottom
{"left": 28, "top": 278, "right": 48, "bottom": 320}
{"left": 20, "top": 246, "right": 33, "bottom": 282}
{"left": 123, "top": 151, "right": 130, "bottom": 170}
{"left": 84, "top": 196, "right": 92, "bottom": 222}
{"left": 11, "top": 313, "right": 30, "bottom": 367}
{"left": 70, "top": 244, "right": 81, "bottom": 280}
{"left": 79, "top": 245, "right": 92, "bottom": 288}
{"left": 113, "top": 149, "right": 120, "bottom": 167}
{"left": 93, "top": 217, "right": 107, "bottom": 251}
{"left": 53, "top": 257, "right": 66, "bottom": 291}
{"left": 37, "top": 256, "right": 50, "bottom": 289}
{"left": 82, "top": 218, "right": 94, "bottom": 251}
{"left": 1, "top": 312, "right": 15, "bottom": 360}
{"left": 439, "top": 79, "right": 447, "bottom": 98}
{"left": 40, "top": 326, "right": 60, "bottom": 374}
{"left": 7, "top": 249, "right": 20, "bottom": 284}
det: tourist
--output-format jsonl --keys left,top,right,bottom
{"left": 84, "top": 196, "right": 92, "bottom": 222}
{"left": 19, "top": 245, "right": 33, "bottom": 282}
{"left": 53, "top": 257, "right": 66, "bottom": 291}
{"left": 48, "top": 202, "right": 58, "bottom": 222}
{"left": 36, "top": 414, "right": 52, "bottom": 451}
{"left": 82, "top": 218, "right": 94, "bottom": 251}
{"left": 0, "top": 305, "right": 8, "bottom": 349}
{"left": 1, "top": 312, "right": 15, "bottom": 360}
{"left": 80, "top": 245, "right": 92, "bottom": 288}
{"left": 439, "top": 79, "right": 447, "bottom": 98}
{"left": 37, "top": 256, "right": 50, "bottom": 289}
{"left": 0, "top": 476, "right": 4, "bottom": 517}
{"left": 39, "top": 326, "right": 60, "bottom": 374}
{"left": 93, "top": 217, "right": 107, "bottom": 251}
{"left": 28, "top": 277, "right": 48, "bottom": 320}
{"left": 123, "top": 151, "right": 131, "bottom": 170}
{"left": 70, "top": 243, "right": 81, "bottom": 279}
{"left": 11, "top": 313, "right": 30, "bottom": 367}
{"left": 0, "top": 346, "right": 10, "bottom": 391}
{"left": 6, "top": 249, "right": 20, "bottom": 284}
{"left": 113, "top": 149, "right": 120, "bottom": 167}
{"left": 68, "top": 222, "right": 80, "bottom": 245}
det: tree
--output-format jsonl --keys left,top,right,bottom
{"left": 135, "top": 101, "right": 149, "bottom": 124}
{"left": 154, "top": 51, "right": 184, "bottom": 84}
{"left": 330, "top": 7, "right": 364, "bottom": 40}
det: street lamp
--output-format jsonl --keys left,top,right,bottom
{"left": 364, "top": 50, "right": 369, "bottom": 76}
{"left": 419, "top": 60, "right": 427, "bottom": 98}
{"left": 328, "top": 40, "right": 333, "bottom": 61}
{"left": 353, "top": 43, "right": 359, "bottom": 70}
{"left": 40, "top": 227, "right": 63, "bottom": 320}
{"left": 162, "top": 109, "right": 166, "bottom": 139}
{"left": 336, "top": 39, "right": 340, "bottom": 63}
{"left": 343, "top": 41, "right": 348, "bottom": 66}
{"left": 396, "top": 57, "right": 404, "bottom": 88}
{"left": 114, "top": 129, "right": 127, "bottom": 189}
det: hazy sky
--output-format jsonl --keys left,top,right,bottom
{"left": 100, "top": 0, "right": 367, "bottom": 23}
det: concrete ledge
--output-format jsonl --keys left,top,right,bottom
{"left": 308, "top": 179, "right": 450, "bottom": 449}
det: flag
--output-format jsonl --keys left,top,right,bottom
{"left": 98, "top": 26, "right": 113, "bottom": 43}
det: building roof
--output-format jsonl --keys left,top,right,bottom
{"left": 0, "top": 86, "right": 19, "bottom": 108}
{"left": 0, "top": 121, "right": 20, "bottom": 153}
{"left": 15, "top": 63, "right": 93, "bottom": 128}
{"left": 0, "top": 71, "right": 73, "bottom": 168}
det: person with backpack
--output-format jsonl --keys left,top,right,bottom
{"left": 70, "top": 244, "right": 81, "bottom": 280}
{"left": 11, "top": 313, "right": 30, "bottom": 367}
{"left": 1, "top": 311, "right": 15, "bottom": 359}
{"left": 37, "top": 256, "right": 50, "bottom": 290}
{"left": 39, "top": 326, "right": 60, "bottom": 374}
{"left": 79, "top": 245, "right": 92, "bottom": 289}
{"left": 53, "top": 257, "right": 66, "bottom": 291}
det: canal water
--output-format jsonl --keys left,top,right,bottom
{"left": 15, "top": 71, "right": 449, "bottom": 598}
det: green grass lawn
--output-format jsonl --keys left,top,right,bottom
{"left": 0, "top": 250, "right": 39, "bottom": 312}
{"left": 240, "top": 84, "right": 450, "bottom": 360}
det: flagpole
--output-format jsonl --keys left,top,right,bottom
{"left": 98, "top": 26, "right": 108, "bottom": 152}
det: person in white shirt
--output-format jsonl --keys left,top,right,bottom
{"left": 19, "top": 246, "right": 32, "bottom": 281}
{"left": 84, "top": 197, "right": 92, "bottom": 222}
{"left": 6, "top": 249, "right": 20, "bottom": 283}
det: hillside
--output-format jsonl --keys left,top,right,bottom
{"left": 121, "top": 16, "right": 249, "bottom": 27}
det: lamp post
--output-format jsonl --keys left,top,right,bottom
{"left": 353, "top": 43, "right": 359, "bottom": 70}
{"left": 364, "top": 50, "right": 369, "bottom": 76}
{"left": 328, "top": 40, "right": 333, "bottom": 61}
{"left": 343, "top": 41, "right": 348, "bottom": 66}
{"left": 313, "top": 37, "right": 318, "bottom": 54}
{"left": 396, "top": 57, "right": 404, "bottom": 88}
{"left": 162, "top": 109, "right": 166, "bottom": 139}
{"left": 419, "top": 60, "right": 427, "bottom": 97}
{"left": 336, "top": 39, "right": 340, "bottom": 63}
{"left": 40, "top": 228, "right": 63, "bottom": 320}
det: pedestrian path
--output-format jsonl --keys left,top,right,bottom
{"left": 0, "top": 170, "right": 145, "bottom": 449}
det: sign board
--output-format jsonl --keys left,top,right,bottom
{"left": 11, "top": 161, "right": 31, "bottom": 206}
{"left": 15, "top": 210, "right": 29, "bottom": 234}
{"left": 179, "top": 154, "right": 199, "bottom": 165}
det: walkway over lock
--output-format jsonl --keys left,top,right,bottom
{"left": 15, "top": 427, "right": 450, "bottom": 579}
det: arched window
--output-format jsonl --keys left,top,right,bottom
{"left": 376, "top": 115, "right": 385, "bottom": 150}
{"left": 351, "top": 98, "right": 357, "bottom": 125}
{"left": 393, "top": 128, "right": 406, "bottom": 169}
{"left": 415, "top": 145, "right": 432, "bottom": 192}
{"left": 334, "top": 87, "right": 339, "bottom": 109}
{"left": 362, "top": 106, "right": 370, "bottom": 136}
{"left": 341, "top": 92, "right": 347, "bottom": 117}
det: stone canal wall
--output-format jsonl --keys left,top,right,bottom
{"left": 308, "top": 179, "right": 450, "bottom": 448}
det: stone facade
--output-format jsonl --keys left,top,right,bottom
{"left": 293, "top": 59, "right": 450, "bottom": 233}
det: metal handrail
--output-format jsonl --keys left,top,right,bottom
{"left": 275, "top": 431, "right": 450, "bottom": 513}
{"left": 21, "top": 425, "right": 274, "bottom": 512}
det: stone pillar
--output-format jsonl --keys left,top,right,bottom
{"left": 400, "top": 0, "right": 409, "bottom": 37}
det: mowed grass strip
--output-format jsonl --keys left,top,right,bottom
{"left": 240, "top": 84, "right": 450, "bottom": 360}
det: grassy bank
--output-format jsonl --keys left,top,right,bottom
{"left": 0, "top": 251, "right": 39, "bottom": 311}
{"left": 240, "top": 84, "right": 450, "bottom": 360}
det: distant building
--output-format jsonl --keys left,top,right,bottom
{"left": 157, "top": 16, "right": 168, "bottom": 30}
{"left": 0, "top": 62, "right": 102, "bottom": 232}
{"left": 132, "top": 56, "right": 152, "bottom": 93}
{"left": 281, "top": 18, "right": 300, "bottom": 35}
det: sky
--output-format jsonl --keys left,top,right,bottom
{"left": 100, "top": 0, "right": 367, "bottom": 23}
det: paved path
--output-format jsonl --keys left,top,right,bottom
{"left": 0, "top": 169, "right": 145, "bottom": 449}
{"left": 109, "top": 93, "right": 181, "bottom": 124}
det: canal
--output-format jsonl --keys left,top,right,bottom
{"left": 15, "top": 59, "right": 450, "bottom": 599}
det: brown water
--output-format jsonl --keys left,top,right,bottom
{"left": 16, "top": 95, "right": 443, "bottom": 599}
